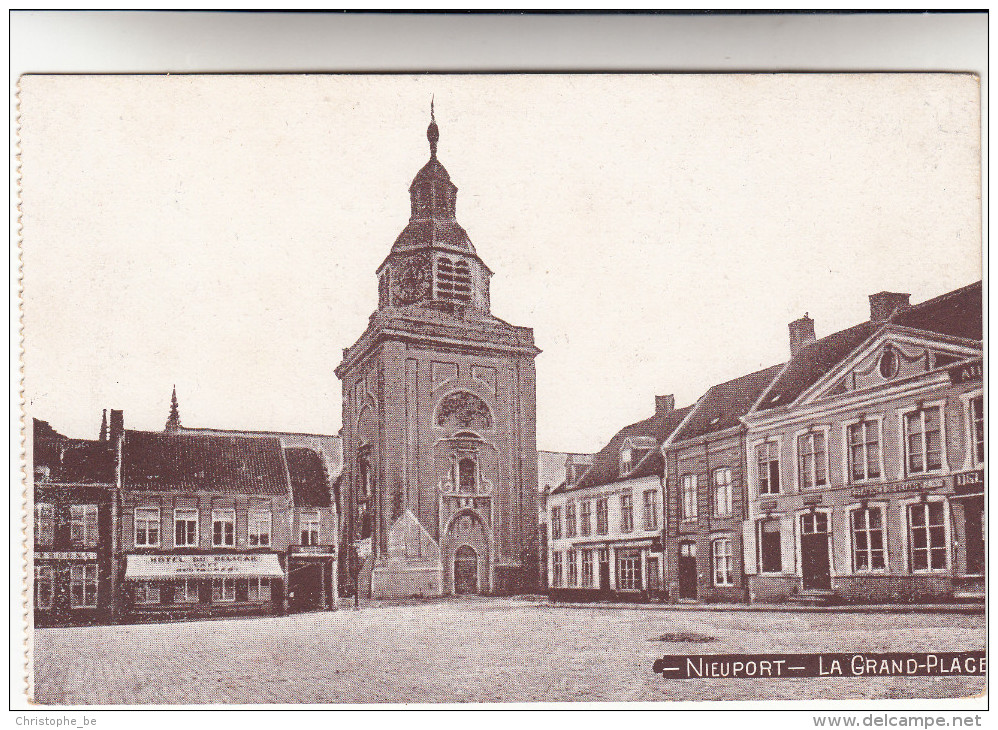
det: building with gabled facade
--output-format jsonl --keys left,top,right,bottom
{"left": 547, "top": 396, "right": 691, "bottom": 601}
{"left": 335, "top": 108, "right": 540, "bottom": 598}
{"left": 660, "top": 364, "right": 785, "bottom": 603}
{"left": 165, "top": 387, "right": 342, "bottom": 605}
{"left": 742, "top": 282, "right": 983, "bottom": 605}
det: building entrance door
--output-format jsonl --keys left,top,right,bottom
{"left": 290, "top": 561, "right": 325, "bottom": 611}
{"left": 454, "top": 545, "right": 478, "bottom": 595}
{"left": 598, "top": 550, "right": 610, "bottom": 592}
{"left": 678, "top": 541, "right": 697, "bottom": 599}
{"left": 964, "top": 496, "right": 985, "bottom": 575}
{"left": 800, "top": 512, "right": 831, "bottom": 591}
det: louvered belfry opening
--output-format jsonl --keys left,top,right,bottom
{"left": 436, "top": 256, "right": 473, "bottom": 303}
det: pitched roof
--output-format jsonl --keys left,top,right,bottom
{"left": 285, "top": 447, "right": 331, "bottom": 508}
{"left": 672, "top": 363, "right": 786, "bottom": 442}
{"left": 756, "top": 281, "right": 982, "bottom": 413}
{"left": 33, "top": 419, "right": 116, "bottom": 484}
{"left": 892, "top": 280, "right": 982, "bottom": 341}
{"left": 566, "top": 405, "right": 694, "bottom": 492}
{"left": 121, "top": 430, "right": 289, "bottom": 496}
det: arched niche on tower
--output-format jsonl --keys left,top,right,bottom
{"left": 434, "top": 389, "right": 493, "bottom": 433}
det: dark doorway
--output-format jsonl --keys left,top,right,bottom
{"left": 290, "top": 562, "right": 325, "bottom": 611}
{"left": 598, "top": 550, "right": 610, "bottom": 592}
{"left": 454, "top": 545, "right": 478, "bottom": 595}
{"left": 964, "top": 496, "right": 985, "bottom": 575}
{"left": 800, "top": 512, "right": 831, "bottom": 591}
{"left": 678, "top": 541, "right": 698, "bottom": 599}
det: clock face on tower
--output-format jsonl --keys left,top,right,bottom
{"left": 392, "top": 254, "right": 432, "bottom": 305}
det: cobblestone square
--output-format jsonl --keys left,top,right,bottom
{"left": 31, "top": 598, "right": 985, "bottom": 704}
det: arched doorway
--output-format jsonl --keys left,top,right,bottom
{"left": 454, "top": 545, "right": 478, "bottom": 595}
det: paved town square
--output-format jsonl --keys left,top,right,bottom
{"left": 33, "top": 598, "right": 984, "bottom": 704}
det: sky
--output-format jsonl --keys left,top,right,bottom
{"left": 19, "top": 74, "right": 982, "bottom": 453}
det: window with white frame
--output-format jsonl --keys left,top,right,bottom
{"left": 212, "top": 509, "right": 235, "bottom": 547}
{"left": 619, "top": 447, "right": 633, "bottom": 475}
{"left": 35, "top": 503, "right": 54, "bottom": 546}
{"left": 758, "top": 518, "right": 782, "bottom": 573}
{"left": 642, "top": 489, "right": 659, "bottom": 530}
{"left": 581, "top": 549, "right": 594, "bottom": 587}
{"left": 174, "top": 508, "right": 198, "bottom": 548}
{"left": 908, "top": 501, "right": 947, "bottom": 571}
{"left": 681, "top": 474, "right": 697, "bottom": 521}
{"left": 70, "top": 504, "right": 99, "bottom": 547}
{"left": 595, "top": 498, "right": 608, "bottom": 535}
{"left": 579, "top": 501, "right": 592, "bottom": 536}
{"left": 212, "top": 578, "right": 236, "bottom": 602}
{"left": 69, "top": 564, "right": 98, "bottom": 608}
{"left": 174, "top": 578, "right": 199, "bottom": 603}
{"left": 851, "top": 507, "right": 885, "bottom": 572}
{"left": 247, "top": 577, "right": 271, "bottom": 602}
{"left": 617, "top": 551, "right": 641, "bottom": 591}
{"left": 970, "top": 396, "right": 984, "bottom": 466}
{"left": 249, "top": 510, "right": 272, "bottom": 547}
{"left": 300, "top": 511, "right": 320, "bottom": 546}
{"left": 797, "top": 431, "right": 828, "bottom": 489}
{"left": 565, "top": 503, "right": 577, "bottom": 538}
{"left": 756, "top": 442, "right": 780, "bottom": 494}
{"left": 620, "top": 492, "right": 634, "bottom": 532}
{"left": 35, "top": 565, "right": 54, "bottom": 610}
{"left": 905, "top": 407, "right": 943, "bottom": 474}
{"left": 552, "top": 551, "right": 563, "bottom": 587}
{"left": 712, "top": 537, "right": 734, "bottom": 586}
{"left": 713, "top": 467, "right": 733, "bottom": 517}
{"left": 134, "top": 580, "right": 160, "bottom": 605}
{"left": 567, "top": 549, "right": 578, "bottom": 587}
{"left": 134, "top": 507, "right": 161, "bottom": 547}
{"left": 848, "top": 420, "right": 882, "bottom": 482}
{"left": 550, "top": 506, "right": 562, "bottom": 540}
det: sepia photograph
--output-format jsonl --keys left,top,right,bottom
{"left": 12, "top": 11, "right": 987, "bottom": 717}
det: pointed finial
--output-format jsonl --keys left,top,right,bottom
{"left": 99, "top": 409, "right": 108, "bottom": 442}
{"left": 427, "top": 96, "right": 439, "bottom": 157}
{"left": 165, "top": 385, "right": 181, "bottom": 432}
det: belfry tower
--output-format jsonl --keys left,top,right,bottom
{"left": 336, "top": 106, "right": 540, "bottom": 598}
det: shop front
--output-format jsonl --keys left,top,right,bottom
{"left": 120, "top": 552, "right": 286, "bottom": 621}
{"left": 287, "top": 545, "right": 337, "bottom": 612}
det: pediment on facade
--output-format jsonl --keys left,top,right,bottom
{"left": 799, "top": 327, "right": 982, "bottom": 406}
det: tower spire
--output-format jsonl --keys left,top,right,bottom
{"left": 165, "top": 385, "right": 181, "bottom": 432}
{"left": 99, "top": 409, "right": 108, "bottom": 442}
{"left": 427, "top": 96, "right": 439, "bottom": 158}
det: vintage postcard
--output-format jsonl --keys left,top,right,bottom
{"left": 17, "top": 71, "right": 984, "bottom": 708}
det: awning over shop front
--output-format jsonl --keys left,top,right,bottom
{"left": 125, "top": 553, "right": 285, "bottom": 580}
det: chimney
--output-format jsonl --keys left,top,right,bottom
{"left": 789, "top": 314, "right": 816, "bottom": 357}
{"left": 109, "top": 409, "right": 124, "bottom": 443}
{"left": 655, "top": 394, "right": 675, "bottom": 415}
{"left": 869, "top": 291, "right": 910, "bottom": 322}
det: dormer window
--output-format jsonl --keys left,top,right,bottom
{"left": 620, "top": 441, "right": 652, "bottom": 475}
{"left": 437, "top": 257, "right": 473, "bottom": 303}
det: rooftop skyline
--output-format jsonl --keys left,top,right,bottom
{"left": 20, "top": 74, "right": 981, "bottom": 452}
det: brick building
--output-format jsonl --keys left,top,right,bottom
{"left": 336, "top": 109, "right": 540, "bottom": 598}
{"left": 742, "top": 283, "right": 984, "bottom": 604}
{"left": 547, "top": 396, "right": 690, "bottom": 601}
{"left": 661, "top": 364, "right": 784, "bottom": 603}
{"left": 31, "top": 417, "right": 118, "bottom": 626}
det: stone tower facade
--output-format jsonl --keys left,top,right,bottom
{"left": 336, "top": 108, "right": 540, "bottom": 598}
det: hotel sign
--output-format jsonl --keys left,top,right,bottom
{"left": 851, "top": 478, "right": 946, "bottom": 500}
{"left": 125, "top": 553, "right": 285, "bottom": 579}
{"left": 954, "top": 470, "right": 985, "bottom": 496}
{"left": 948, "top": 361, "right": 982, "bottom": 385}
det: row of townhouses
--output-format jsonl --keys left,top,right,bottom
{"left": 31, "top": 399, "right": 341, "bottom": 626}
{"left": 546, "top": 282, "right": 984, "bottom": 605}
